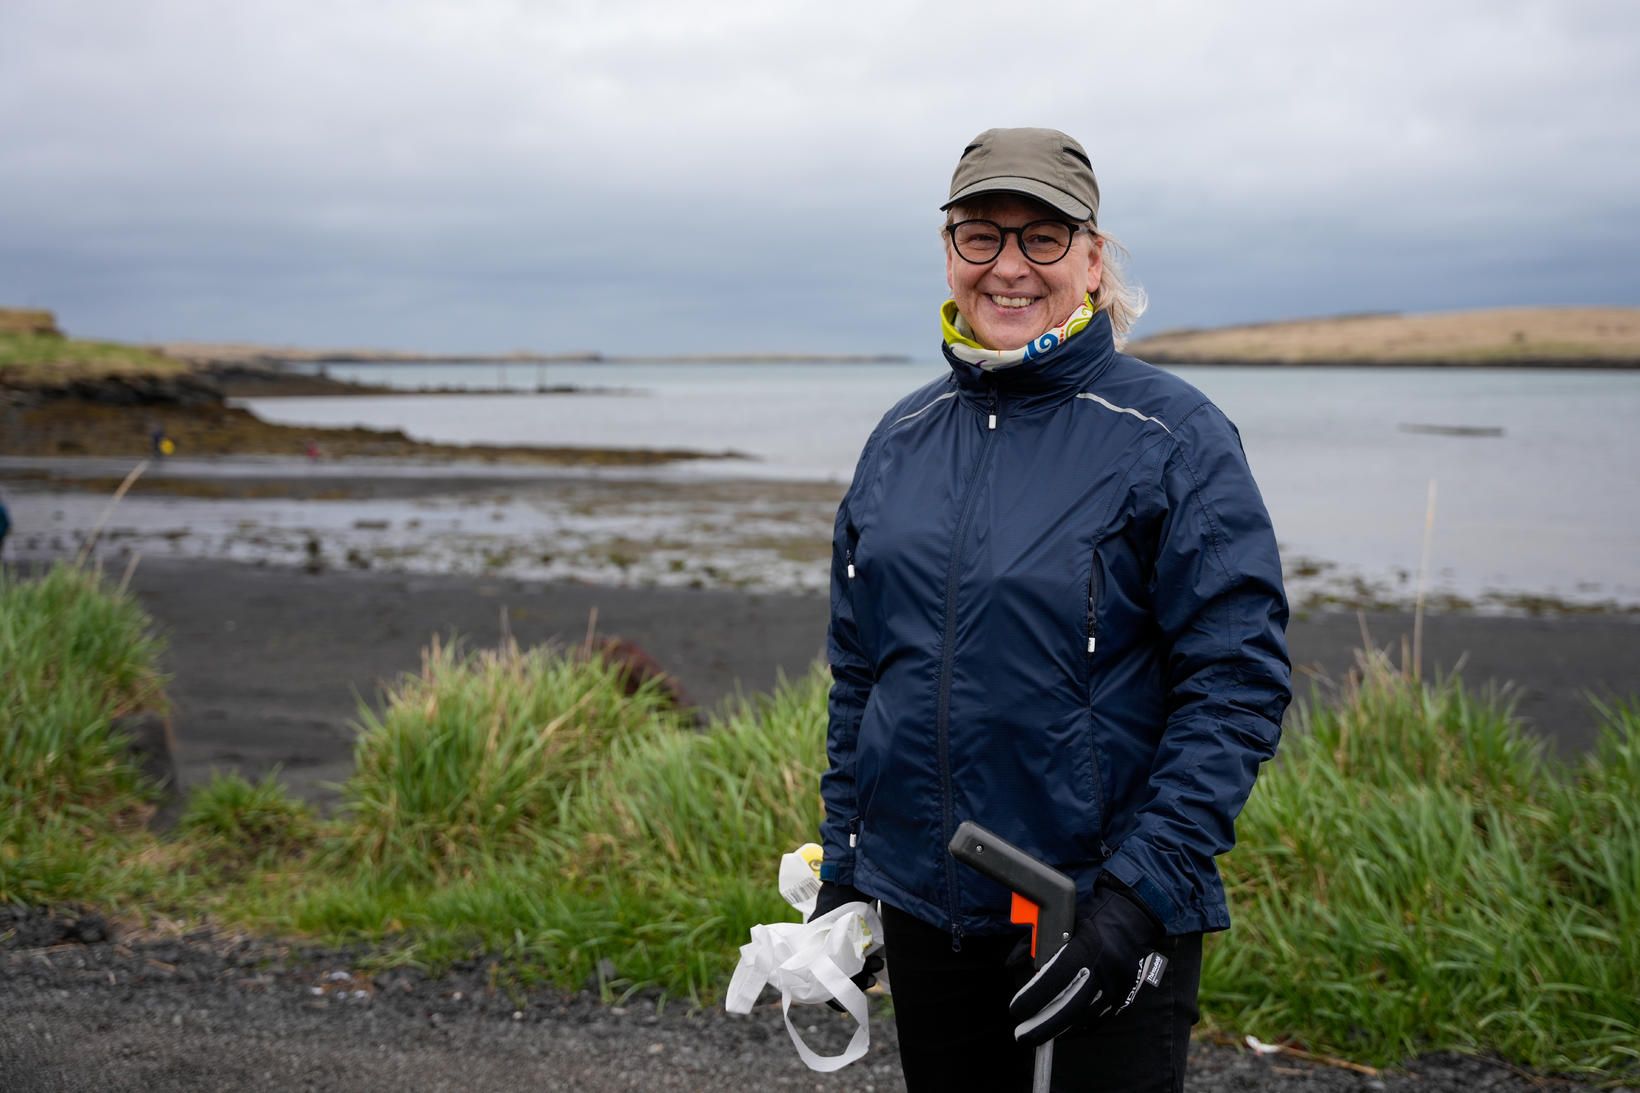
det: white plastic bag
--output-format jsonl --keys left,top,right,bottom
{"left": 723, "top": 845, "right": 886, "bottom": 1072}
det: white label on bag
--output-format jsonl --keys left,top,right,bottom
{"left": 778, "top": 844, "right": 824, "bottom": 918}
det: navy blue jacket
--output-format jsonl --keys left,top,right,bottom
{"left": 819, "top": 311, "right": 1291, "bottom": 940}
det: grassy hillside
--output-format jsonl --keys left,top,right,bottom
{"left": 1127, "top": 306, "right": 1640, "bottom": 366}
{"left": 0, "top": 309, "right": 188, "bottom": 381}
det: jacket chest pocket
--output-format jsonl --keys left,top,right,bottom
{"left": 843, "top": 538, "right": 881, "bottom": 674}
{"left": 1085, "top": 543, "right": 1106, "bottom": 658}
{"left": 1082, "top": 519, "right": 1153, "bottom": 662}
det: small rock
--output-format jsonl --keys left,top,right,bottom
{"left": 581, "top": 957, "right": 620, "bottom": 992}
{"left": 69, "top": 914, "right": 109, "bottom": 945}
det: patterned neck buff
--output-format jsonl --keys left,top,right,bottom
{"left": 941, "top": 294, "right": 1098, "bottom": 370}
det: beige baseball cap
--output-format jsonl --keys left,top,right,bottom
{"left": 941, "top": 127, "right": 1100, "bottom": 224}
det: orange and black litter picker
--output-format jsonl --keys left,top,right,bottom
{"left": 948, "top": 821, "right": 1077, "bottom": 1093}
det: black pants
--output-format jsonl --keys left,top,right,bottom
{"left": 881, "top": 903, "right": 1202, "bottom": 1093}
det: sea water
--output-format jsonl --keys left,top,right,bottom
{"left": 240, "top": 361, "right": 1640, "bottom": 606}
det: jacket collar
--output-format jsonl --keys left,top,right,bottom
{"left": 942, "top": 307, "right": 1118, "bottom": 415}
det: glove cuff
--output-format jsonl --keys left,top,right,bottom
{"left": 1097, "top": 875, "right": 1165, "bottom": 938}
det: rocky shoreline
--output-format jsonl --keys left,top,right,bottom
{"left": 0, "top": 370, "right": 736, "bottom": 466}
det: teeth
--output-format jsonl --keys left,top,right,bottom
{"left": 990, "top": 295, "right": 1035, "bottom": 309}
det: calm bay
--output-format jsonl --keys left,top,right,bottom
{"left": 246, "top": 360, "right": 1640, "bottom": 607}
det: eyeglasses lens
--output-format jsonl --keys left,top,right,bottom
{"left": 951, "top": 220, "right": 1074, "bottom": 264}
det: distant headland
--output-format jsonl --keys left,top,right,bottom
{"left": 1125, "top": 306, "right": 1640, "bottom": 368}
{"left": 5, "top": 306, "right": 1640, "bottom": 385}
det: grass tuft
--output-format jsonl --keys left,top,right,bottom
{"left": 0, "top": 561, "right": 169, "bottom": 904}
{"left": 253, "top": 669, "right": 830, "bottom": 1001}
{"left": 1210, "top": 649, "right": 1640, "bottom": 1079}
{"left": 543, "top": 668, "right": 829, "bottom": 997}
{"left": 0, "top": 563, "right": 166, "bottom": 819}
{"left": 178, "top": 770, "right": 321, "bottom": 868}
{"left": 337, "top": 636, "right": 685, "bottom": 883}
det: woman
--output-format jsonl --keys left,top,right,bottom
{"left": 812, "top": 128, "right": 1291, "bottom": 1092}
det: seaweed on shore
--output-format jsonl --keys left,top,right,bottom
{"left": 0, "top": 397, "right": 737, "bottom": 466}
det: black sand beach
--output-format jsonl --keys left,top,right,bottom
{"left": 112, "top": 557, "right": 1640, "bottom": 808}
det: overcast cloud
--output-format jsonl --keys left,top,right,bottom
{"left": 2, "top": 0, "right": 1637, "bottom": 354}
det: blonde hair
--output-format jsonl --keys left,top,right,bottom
{"left": 943, "top": 200, "right": 1149, "bottom": 348}
{"left": 1088, "top": 230, "right": 1147, "bottom": 348}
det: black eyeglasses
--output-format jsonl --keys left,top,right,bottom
{"left": 946, "top": 219, "right": 1083, "bottom": 265}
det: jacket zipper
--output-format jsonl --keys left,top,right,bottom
{"left": 1088, "top": 546, "right": 1111, "bottom": 858}
{"left": 1086, "top": 546, "right": 1103, "bottom": 655}
{"left": 936, "top": 386, "right": 999, "bottom": 951}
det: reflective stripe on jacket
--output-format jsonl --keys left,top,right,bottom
{"left": 818, "top": 310, "right": 1291, "bottom": 940}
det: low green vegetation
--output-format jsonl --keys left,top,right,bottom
{"left": 2, "top": 561, "right": 1636, "bottom": 1083}
{"left": 0, "top": 563, "right": 166, "bottom": 819}
{"left": 0, "top": 563, "right": 171, "bottom": 907}
{"left": 340, "top": 636, "right": 687, "bottom": 883}
{"left": 1211, "top": 652, "right": 1640, "bottom": 1081}
{"left": 0, "top": 329, "right": 187, "bottom": 380}
{"left": 177, "top": 770, "right": 321, "bottom": 870}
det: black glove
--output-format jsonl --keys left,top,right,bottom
{"left": 809, "top": 881, "right": 886, "bottom": 1011}
{"left": 1008, "top": 878, "right": 1164, "bottom": 1046}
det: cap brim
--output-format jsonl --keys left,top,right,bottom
{"left": 941, "top": 176, "right": 1093, "bottom": 222}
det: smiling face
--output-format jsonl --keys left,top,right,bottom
{"left": 944, "top": 195, "right": 1103, "bottom": 351}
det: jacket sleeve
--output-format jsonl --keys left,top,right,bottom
{"left": 1102, "top": 401, "right": 1292, "bottom": 935}
{"left": 817, "top": 433, "right": 879, "bottom": 885}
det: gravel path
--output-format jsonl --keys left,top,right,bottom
{"left": 3, "top": 909, "right": 1618, "bottom": 1092}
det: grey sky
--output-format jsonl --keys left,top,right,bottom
{"left": 3, "top": 0, "right": 1637, "bottom": 354}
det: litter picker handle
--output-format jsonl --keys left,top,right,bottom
{"left": 948, "top": 821, "right": 1077, "bottom": 971}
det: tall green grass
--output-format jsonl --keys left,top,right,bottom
{"left": 546, "top": 669, "right": 828, "bottom": 995}
{"left": 0, "top": 563, "right": 166, "bottom": 818}
{"left": 1211, "top": 651, "right": 1640, "bottom": 1079}
{"left": 5, "top": 563, "right": 1637, "bottom": 1081}
{"left": 271, "top": 668, "right": 829, "bottom": 999}
{"left": 0, "top": 562, "right": 170, "bottom": 904}
{"left": 338, "top": 636, "right": 687, "bottom": 882}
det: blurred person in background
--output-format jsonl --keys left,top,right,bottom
{"left": 811, "top": 127, "right": 1292, "bottom": 1092}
